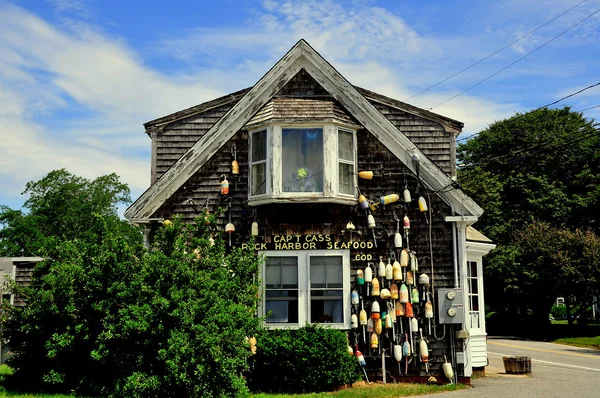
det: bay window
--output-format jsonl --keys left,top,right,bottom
{"left": 260, "top": 250, "right": 350, "bottom": 328}
{"left": 248, "top": 124, "right": 357, "bottom": 204}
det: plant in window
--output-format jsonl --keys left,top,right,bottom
{"left": 292, "top": 167, "right": 317, "bottom": 192}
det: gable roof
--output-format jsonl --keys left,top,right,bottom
{"left": 125, "top": 39, "right": 483, "bottom": 221}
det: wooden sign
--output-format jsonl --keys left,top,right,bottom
{"left": 241, "top": 234, "right": 375, "bottom": 251}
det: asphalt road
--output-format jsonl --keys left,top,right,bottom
{"left": 422, "top": 336, "right": 600, "bottom": 398}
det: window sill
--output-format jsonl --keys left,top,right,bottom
{"left": 264, "top": 323, "right": 350, "bottom": 330}
{"left": 248, "top": 195, "right": 357, "bottom": 207}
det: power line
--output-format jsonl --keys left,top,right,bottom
{"left": 429, "top": 7, "right": 600, "bottom": 111}
{"left": 457, "top": 124, "right": 600, "bottom": 179}
{"left": 576, "top": 104, "right": 600, "bottom": 112}
{"left": 456, "top": 81, "right": 600, "bottom": 142}
{"left": 404, "top": 0, "right": 589, "bottom": 101}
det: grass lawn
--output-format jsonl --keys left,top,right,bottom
{"left": 250, "top": 383, "right": 465, "bottom": 398}
{"left": 554, "top": 336, "right": 600, "bottom": 349}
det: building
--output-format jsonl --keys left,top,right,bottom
{"left": 125, "top": 40, "right": 494, "bottom": 382}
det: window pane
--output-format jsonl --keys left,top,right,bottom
{"left": 252, "top": 163, "right": 266, "bottom": 195}
{"left": 311, "top": 291, "right": 343, "bottom": 323}
{"left": 310, "top": 256, "right": 342, "bottom": 288}
{"left": 266, "top": 290, "right": 299, "bottom": 323}
{"left": 265, "top": 256, "right": 299, "bottom": 324}
{"left": 265, "top": 257, "right": 298, "bottom": 288}
{"left": 338, "top": 131, "right": 353, "bottom": 161}
{"left": 470, "top": 278, "right": 478, "bottom": 295}
{"left": 469, "top": 261, "right": 478, "bottom": 277}
{"left": 339, "top": 163, "right": 354, "bottom": 195}
{"left": 252, "top": 130, "right": 267, "bottom": 161}
{"left": 282, "top": 128, "right": 323, "bottom": 192}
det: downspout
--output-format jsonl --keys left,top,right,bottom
{"left": 449, "top": 203, "right": 459, "bottom": 288}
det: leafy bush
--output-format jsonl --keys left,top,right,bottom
{"left": 4, "top": 214, "right": 262, "bottom": 397}
{"left": 551, "top": 305, "right": 567, "bottom": 320}
{"left": 248, "top": 325, "right": 360, "bottom": 393}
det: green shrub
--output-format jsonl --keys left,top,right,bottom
{"left": 551, "top": 305, "right": 567, "bottom": 320}
{"left": 4, "top": 214, "right": 262, "bottom": 397}
{"left": 248, "top": 325, "right": 360, "bottom": 393}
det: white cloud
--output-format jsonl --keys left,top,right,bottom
{"left": 0, "top": 3, "right": 227, "bottom": 207}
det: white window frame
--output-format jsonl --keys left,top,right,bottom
{"left": 248, "top": 123, "right": 357, "bottom": 205}
{"left": 465, "top": 258, "right": 485, "bottom": 333}
{"left": 258, "top": 249, "right": 351, "bottom": 329}
{"left": 337, "top": 129, "right": 357, "bottom": 198}
{"left": 249, "top": 128, "right": 270, "bottom": 198}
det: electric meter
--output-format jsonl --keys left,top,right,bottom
{"left": 447, "top": 307, "right": 457, "bottom": 317}
{"left": 446, "top": 290, "right": 456, "bottom": 300}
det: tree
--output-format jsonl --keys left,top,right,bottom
{"left": 516, "top": 222, "right": 600, "bottom": 327}
{"left": 457, "top": 108, "right": 600, "bottom": 320}
{"left": 5, "top": 214, "right": 262, "bottom": 397}
{"left": 0, "top": 169, "right": 136, "bottom": 257}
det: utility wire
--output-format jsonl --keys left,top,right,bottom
{"left": 457, "top": 125, "right": 600, "bottom": 180}
{"left": 456, "top": 81, "right": 600, "bottom": 142}
{"left": 429, "top": 7, "right": 600, "bottom": 111}
{"left": 576, "top": 104, "right": 600, "bottom": 112}
{"left": 404, "top": 0, "right": 589, "bottom": 101}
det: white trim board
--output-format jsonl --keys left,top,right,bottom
{"left": 125, "top": 39, "right": 483, "bottom": 220}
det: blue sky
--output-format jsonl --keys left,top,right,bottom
{"left": 1, "top": 0, "right": 599, "bottom": 214}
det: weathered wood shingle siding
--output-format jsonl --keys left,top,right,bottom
{"left": 154, "top": 103, "right": 237, "bottom": 182}
{"left": 367, "top": 101, "right": 455, "bottom": 176}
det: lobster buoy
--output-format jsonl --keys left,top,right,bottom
{"left": 220, "top": 175, "right": 229, "bottom": 195}
{"left": 356, "top": 269, "right": 365, "bottom": 285}
{"left": 358, "top": 194, "right": 369, "bottom": 209}
{"left": 418, "top": 196, "right": 428, "bottom": 212}
{"left": 356, "top": 349, "right": 366, "bottom": 366}
{"left": 371, "top": 277, "right": 380, "bottom": 297}
{"left": 400, "top": 249, "right": 409, "bottom": 267}
{"left": 351, "top": 314, "right": 358, "bottom": 329}
{"left": 394, "top": 232, "right": 402, "bottom": 248}
{"left": 251, "top": 221, "right": 259, "bottom": 236}
{"left": 403, "top": 188, "right": 411, "bottom": 203}
{"left": 419, "top": 329, "right": 429, "bottom": 363}
{"left": 393, "top": 260, "right": 402, "bottom": 280}
{"left": 358, "top": 171, "right": 374, "bottom": 180}
{"left": 380, "top": 194, "right": 399, "bottom": 206}
{"left": 399, "top": 283, "right": 409, "bottom": 303}
{"left": 390, "top": 283, "right": 399, "bottom": 300}
{"left": 419, "top": 273, "right": 430, "bottom": 286}
{"left": 403, "top": 338, "right": 411, "bottom": 356}
{"left": 365, "top": 264, "right": 373, "bottom": 283}
{"left": 351, "top": 290, "right": 360, "bottom": 305}
{"left": 394, "top": 344, "right": 403, "bottom": 362}
{"left": 396, "top": 301, "right": 405, "bottom": 317}
{"left": 410, "top": 317, "right": 418, "bottom": 333}
{"left": 410, "top": 252, "right": 419, "bottom": 272}
{"left": 411, "top": 288, "right": 419, "bottom": 304}
{"left": 425, "top": 301, "right": 434, "bottom": 319}
{"left": 403, "top": 215, "right": 410, "bottom": 230}
{"left": 380, "top": 288, "right": 391, "bottom": 300}
{"left": 375, "top": 318, "right": 382, "bottom": 334}
{"left": 378, "top": 257, "right": 386, "bottom": 277}
{"left": 385, "top": 258, "right": 393, "bottom": 280}
{"left": 348, "top": 344, "right": 354, "bottom": 355}
{"left": 371, "top": 300, "right": 380, "bottom": 319}
{"left": 406, "top": 271, "right": 414, "bottom": 286}
{"left": 367, "top": 214, "right": 376, "bottom": 228}
{"left": 405, "top": 302, "right": 414, "bottom": 318}
{"left": 225, "top": 223, "right": 235, "bottom": 234}
{"left": 232, "top": 159, "right": 239, "bottom": 175}
{"left": 371, "top": 332, "right": 379, "bottom": 348}
{"left": 385, "top": 313, "right": 393, "bottom": 329}
{"left": 359, "top": 309, "right": 368, "bottom": 325}
{"left": 443, "top": 356, "right": 454, "bottom": 383}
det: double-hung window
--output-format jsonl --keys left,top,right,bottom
{"left": 248, "top": 124, "right": 357, "bottom": 204}
{"left": 251, "top": 130, "right": 267, "bottom": 196}
{"left": 260, "top": 250, "right": 350, "bottom": 329}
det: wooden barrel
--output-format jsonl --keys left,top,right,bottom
{"left": 503, "top": 356, "right": 532, "bottom": 374}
